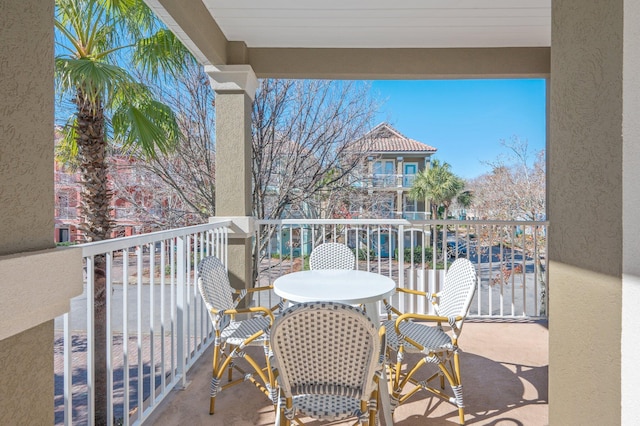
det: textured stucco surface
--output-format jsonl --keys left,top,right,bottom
{"left": 0, "top": 248, "right": 83, "bottom": 341}
{"left": 549, "top": 1, "right": 623, "bottom": 274}
{"left": 214, "top": 92, "right": 253, "bottom": 217}
{"left": 214, "top": 89, "right": 254, "bottom": 289}
{"left": 0, "top": 321, "right": 54, "bottom": 425}
{"left": 548, "top": 262, "right": 621, "bottom": 425}
{"left": 549, "top": 1, "right": 623, "bottom": 424}
{"left": 0, "top": 2, "right": 73, "bottom": 425}
{"left": 0, "top": 0, "right": 55, "bottom": 255}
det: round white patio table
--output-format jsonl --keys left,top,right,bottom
{"left": 273, "top": 269, "right": 395, "bottom": 326}
{"left": 272, "top": 269, "right": 396, "bottom": 425}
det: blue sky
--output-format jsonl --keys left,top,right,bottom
{"left": 370, "top": 79, "right": 547, "bottom": 179}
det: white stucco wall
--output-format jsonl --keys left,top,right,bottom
{"left": 622, "top": 1, "right": 640, "bottom": 422}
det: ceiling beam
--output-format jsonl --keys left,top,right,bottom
{"left": 248, "top": 47, "right": 550, "bottom": 79}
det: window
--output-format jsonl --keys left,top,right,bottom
{"left": 58, "top": 228, "right": 70, "bottom": 243}
{"left": 403, "top": 163, "right": 418, "bottom": 187}
{"left": 373, "top": 160, "right": 395, "bottom": 186}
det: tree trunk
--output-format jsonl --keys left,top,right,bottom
{"left": 74, "top": 88, "right": 111, "bottom": 425}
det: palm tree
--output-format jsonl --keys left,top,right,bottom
{"left": 55, "top": 0, "right": 189, "bottom": 241}
{"left": 408, "top": 159, "right": 465, "bottom": 219}
{"left": 55, "top": 0, "right": 191, "bottom": 423}
{"left": 456, "top": 190, "right": 474, "bottom": 218}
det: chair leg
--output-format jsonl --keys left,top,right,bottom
{"left": 435, "top": 353, "right": 465, "bottom": 425}
{"left": 452, "top": 351, "right": 465, "bottom": 425}
{"left": 209, "top": 369, "right": 223, "bottom": 415}
{"left": 227, "top": 344, "right": 235, "bottom": 382}
{"left": 209, "top": 394, "right": 216, "bottom": 416}
{"left": 360, "top": 400, "right": 370, "bottom": 426}
{"left": 210, "top": 350, "right": 219, "bottom": 414}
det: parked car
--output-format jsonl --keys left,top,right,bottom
{"left": 446, "top": 239, "right": 468, "bottom": 258}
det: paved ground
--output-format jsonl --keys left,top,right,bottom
{"left": 54, "top": 331, "right": 180, "bottom": 425}
{"left": 145, "top": 320, "right": 548, "bottom": 426}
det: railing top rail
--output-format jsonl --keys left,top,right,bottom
{"left": 80, "top": 220, "right": 232, "bottom": 257}
{"left": 256, "top": 219, "right": 412, "bottom": 226}
{"left": 408, "top": 219, "right": 550, "bottom": 226}
{"left": 256, "top": 218, "right": 548, "bottom": 226}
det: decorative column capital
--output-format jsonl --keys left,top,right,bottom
{"left": 204, "top": 64, "right": 259, "bottom": 101}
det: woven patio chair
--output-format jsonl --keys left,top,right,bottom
{"left": 309, "top": 242, "right": 356, "bottom": 270}
{"left": 270, "top": 302, "right": 387, "bottom": 425}
{"left": 382, "top": 258, "right": 477, "bottom": 425}
{"left": 197, "top": 255, "right": 278, "bottom": 415}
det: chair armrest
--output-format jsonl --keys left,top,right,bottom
{"left": 231, "top": 285, "right": 284, "bottom": 315}
{"left": 236, "top": 285, "right": 274, "bottom": 294}
{"left": 396, "top": 287, "right": 428, "bottom": 297}
{"left": 209, "top": 306, "right": 275, "bottom": 324}
{"left": 383, "top": 288, "right": 434, "bottom": 318}
{"left": 395, "top": 312, "right": 462, "bottom": 326}
{"left": 394, "top": 313, "right": 463, "bottom": 350}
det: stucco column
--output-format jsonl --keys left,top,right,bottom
{"left": 0, "top": 0, "right": 82, "bottom": 424}
{"left": 549, "top": 1, "right": 640, "bottom": 423}
{"left": 206, "top": 65, "right": 258, "bottom": 291}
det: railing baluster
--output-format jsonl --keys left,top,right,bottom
{"left": 169, "top": 238, "right": 175, "bottom": 385}
{"left": 160, "top": 239, "right": 166, "bottom": 394}
{"left": 176, "top": 234, "right": 186, "bottom": 387}
{"left": 122, "top": 249, "right": 129, "bottom": 426}
{"left": 63, "top": 311, "right": 72, "bottom": 426}
{"left": 148, "top": 243, "right": 156, "bottom": 408}
{"left": 136, "top": 246, "right": 143, "bottom": 424}
{"left": 86, "top": 255, "right": 95, "bottom": 426}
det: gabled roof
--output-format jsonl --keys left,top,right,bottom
{"left": 359, "top": 123, "right": 437, "bottom": 154}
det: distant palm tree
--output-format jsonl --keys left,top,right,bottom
{"left": 408, "top": 159, "right": 465, "bottom": 219}
{"left": 55, "top": 0, "right": 190, "bottom": 423}
{"left": 456, "top": 190, "right": 474, "bottom": 216}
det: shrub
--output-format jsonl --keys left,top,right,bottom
{"left": 353, "top": 247, "right": 375, "bottom": 261}
{"left": 395, "top": 245, "right": 433, "bottom": 264}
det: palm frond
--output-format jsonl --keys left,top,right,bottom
{"left": 55, "top": 58, "right": 134, "bottom": 103}
{"left": 133, "top": 29, "right": 194, "bottom": 80}
{"left": 108, "top": 81, "right": 153, "bottom": 109}
{"left": 112, "top": 99, "right": 179, "bottom": 159}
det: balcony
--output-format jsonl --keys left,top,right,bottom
{"left": 56, "top": 206, "right": 78, "bottom": 220}
{"left": 54, "top": 218, "right": 548, "bottom": 425}
{"left": 402, "top": 211, "right": 429, "bottom": 220}
{"left": 352, "top": 173, "right": 417, "bottom": 189}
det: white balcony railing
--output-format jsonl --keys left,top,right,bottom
{"left": 54, "top": 220, "right": 231, "bottom": 426}
{"left": 350, "top": 173, "right": 417, "bottom": 189}
{"left": 254, "top": 219, "right": 548, "bottom": 319}
{"left": 401, "top": 211, "right": 429, "bottom": 220}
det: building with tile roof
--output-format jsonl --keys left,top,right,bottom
{"left": 349, "top": 123, "right": 437, "bottom": 221}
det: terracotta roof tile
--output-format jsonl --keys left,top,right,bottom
{"left": 356, "top": 123, "right": 437, "bottom": 153}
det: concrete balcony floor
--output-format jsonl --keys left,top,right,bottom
{"left": 146, "top": 320, "right": 548, "bottom": 425}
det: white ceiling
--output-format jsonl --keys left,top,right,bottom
{"left": 202, "top": 0, "right": 551, "bottom": 48}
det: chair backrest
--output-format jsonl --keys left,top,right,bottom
{"left": 271, "top": 302, "right": 381, "bottom": 402}
{"left": 309, "top": 242, "right": 355, "bottom": 270}
{"left": 197, "top": 256, "right": 235, "bottom": 325}
{"left": 436, "top": 258, "right": 477, "bottom": 323}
